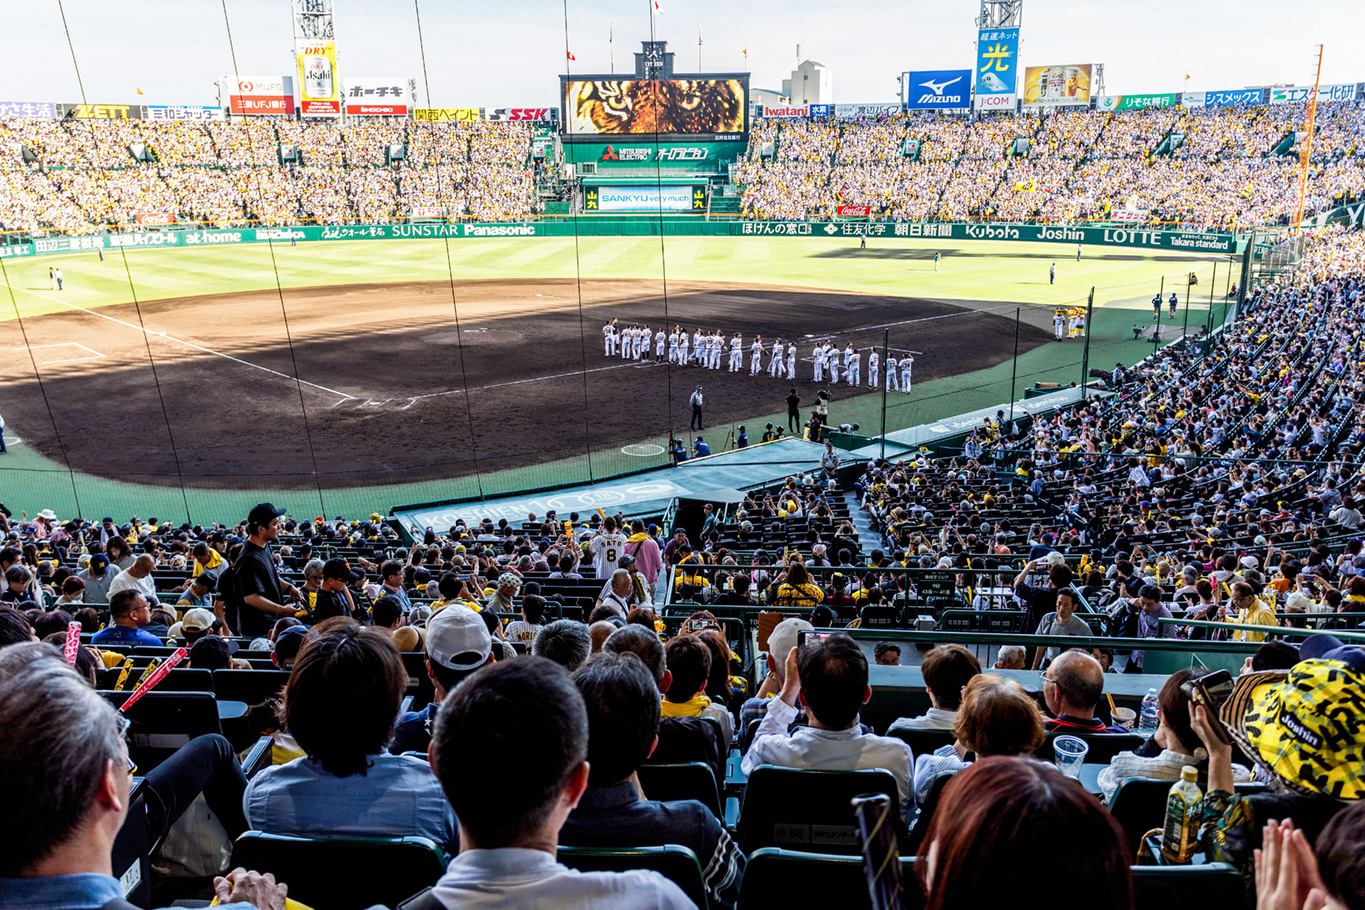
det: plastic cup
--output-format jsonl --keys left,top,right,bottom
{"left": 1111, "top": 707, "right": 1136, "bottom": 731}
{"left": 1053, "top": 735, "right": 1089, "bottom": 778}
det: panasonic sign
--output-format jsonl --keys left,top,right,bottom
{"left": 904, "top": 69, "right": 972, "bottom": 110}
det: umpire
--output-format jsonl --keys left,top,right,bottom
{"left": 690, "top": 385, "right": 704, "bottom": 430}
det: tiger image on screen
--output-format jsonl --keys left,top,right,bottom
{"left": 567, "top": 78, "right": 745, "bottom": 135}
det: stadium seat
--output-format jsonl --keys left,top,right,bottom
{"left": 1109, "top": 777, "right": 1272, "bottom": 850}
{"left": 229, "top": 831, "right": 447, "bottom": 910}
{"left": 212, "top": 668, "right": 290, "bottom": 704}
{"left": 884, "top": 726, "right": 957, "bottom": 758}
{"left": 99, "top": 691, "right": 223, "bottom": 771}
{"left": 636, "top": 761, "right": 723, "bottom": 820}
{"left": 1035, "top": 731, "right": 1145, "bottom": 763}
{"left": 1131, "top": 863, "right": 1243, "bottom": 909}
{"left": 737, "top": 847, "right": 925, "bottom": 910}
{"left": 736, "top": 765, "right": 905, "bottom": 855}
{"left": 557, "top": 845, "right": 709, "bottom": 910}
{"left": 904, "top": 770, "right": 957, "bottom": 855}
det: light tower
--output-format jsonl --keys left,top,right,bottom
{"left": 975, "top": 0, "right": 1022, "bottom": 30}
{"left": 292, "top": 0, "right": 335, "bottom": 42}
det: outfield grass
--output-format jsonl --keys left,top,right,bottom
{"left": 0, "top": 235, "right": 1238, "bottom": 522}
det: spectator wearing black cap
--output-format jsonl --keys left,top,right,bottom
{"left": 427, "top": 658, "right": 693, "bottom": 910}
{"left": 226, "top": 503, "right": 302, "bottom": 638}
{"left": 272, "top": 626, "right": 307, "bottom": 671}
{"left": 391, "top": 605, "right": 494, "bottom": 755}
{"left": 313, "top": 559, "right": 362, "bottom": 623}
{"left": 176, "top": 572, "right": 218, "bottom": 610}
{"left": 76, "top": 553, "right": 117, "bottom": 606}
{"left": 244, "top": 617, "right": 457, "bottom": 854}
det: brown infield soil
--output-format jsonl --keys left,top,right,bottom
{"left": 0, "top": 279, "right": 1049, "bottom": 488}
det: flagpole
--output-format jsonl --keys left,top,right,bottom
{"left": 610, "top": 22, "right": 614, "bottom": 73}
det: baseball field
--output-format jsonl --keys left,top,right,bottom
{"left": 0, "top": 233, "right": 1238, "bottom": 522}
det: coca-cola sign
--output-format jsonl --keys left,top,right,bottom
{"left": 135, "top": 213, "right": 177, "bottom": 225}
{"left": 836, "top": 205, "right": 871, "bottom": 217}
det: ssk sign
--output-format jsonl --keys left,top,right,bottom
{"left": 487, "top": 108, "right": 556, "bottom": 122}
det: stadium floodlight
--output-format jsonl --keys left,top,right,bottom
{"left": 975, "top": 0, "right": 1022, "bottom": 30}
{"left": 292, "top": 0, "right": 335, "bottom": 40}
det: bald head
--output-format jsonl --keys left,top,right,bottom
{"left": 130, "top": 555, "right": 156, "bottom": 577}
{"left": 1045, "top": 649, "right": 1104, "bottom": 719}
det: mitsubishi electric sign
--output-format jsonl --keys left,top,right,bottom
{"left": 904, "top": 69, "right": 972, "bottom": 110}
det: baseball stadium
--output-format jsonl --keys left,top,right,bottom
{"left": 2, "top": 1, "right": 1365, "bottom": 908}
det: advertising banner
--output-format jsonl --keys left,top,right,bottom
{"left": 223, "top": 76, "right": 294, "bottom": 116}
{"left": 584, "top": 185, "right": 700, "bottom": 212}
{"left": 1269, "top": 84, "right": 1358, "bottom": 104}
{"left": 0, "top": 101, "right": 56, "bottom": 118}
{"left": 56, "top": 103, "right": 144, "bottom": 119}
{"left": 410, "top": 205, "right": 447, "bottom": 219}
{"left": 833, "top": 102, "right": 902, "bottom": 118}
{"left": 296, "top": 39, "right": 340, "bottom": 117}
{"left": 808, "top": 103, "right": 831, "bottom": 118}
{"left": 486, "top": 107, "right": 558, "bottom": 122}
{"left": 342, "top": 77, "right": 411, "bottom": 116}
{"left": 1095, "top": 93, "right": 1177, "bottom": 112}
{"left": 414, "top": 107, "right": 482, "bottom": 122}
{"left": 1022, "top": 64, "right": 1092, "bottom": 107}
{"left": 147, "top": 105, "right": 223, "bottom": 121}
{"left": 903, "top": 70, "right": 972, "bottom": 110}
{"left": 1202, "top": 88, "right": 1264, "bottom": 108}
{"left": 836, "top": 205, "right": 871, "bottom": 217}
{"left": 762, "top": 104, "right": 808, "bottom": 118}
{"left": 135, "top": 213, "right": 177, "bottom": 225}
{"left": 974, "top": 27, "right": 1019, "bottom": 111}
{"left": 563, "top": 77, "right": 748, "bottom": 138}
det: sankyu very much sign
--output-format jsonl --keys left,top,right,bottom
{"left": 904, "top": 70, "right": 972, "bottom": 110}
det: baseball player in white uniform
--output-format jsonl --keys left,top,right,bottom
{"left": 655, "top": 329, "right": 665, "bottom": 361}
{"left": 827, "top": 343, "right": 839, "bottom": 385}
{"left": 1053, "top": 311, "right": 1065, "bottom": 341}
{"left": 868, "top": 349, "right": 879, "bottom": 389}
{"left": 812, "top": 343, "right": 824, "bottom": 382}
{"left": 691, "top": 329, "right": 703, "bottom": 364}
{"left": 885, "top": 355, "right": 899, "bottom": 391}
{"left": 678, "top": 329, "right": 689, "bottom": 365}
{"left": 769, "top": 339, "right": 784, "bottom": 378}
{"left": 786, "top": 343, "right": 796, "bottom": 379}
{"left": 729, "top": 334, "right": 743, "bottom": 372}
{"left": 900, "top": 354, "right": 913, "bottom": 393}
{"left": 604, "top": 319, "right": 617, "bottom": 356}
{"left": 668, "top": 329, "right": 679, "bottom": 363}
{"left": 847, "top": 348, "right": 861, "bottom": 386}
{"left": 621, "top": 326, "right": 633, "bottom": 360}
{"left": 710, "top": 332, "right": 723, "bottom": 370}
{"left": 750, "top": 337, "right": 763, "bottom": 375}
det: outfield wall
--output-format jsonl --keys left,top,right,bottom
{"left": 0, "top": 219, "right": 1243, "bottom": 259}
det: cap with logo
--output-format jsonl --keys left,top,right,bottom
{"left": 248, "top": 503, "right": 287, "bottom": 527}
{"left": 426, "top": 605, "right": 493, "bottom": 671}
{"left": 767, "top": 617, "right": 814, "bottom": 661}
{"left": 1221, "top": 643, "right": 1365, "bottom": 800}
{"left": 322, "top": 558, "right": 364, "bottom": 582}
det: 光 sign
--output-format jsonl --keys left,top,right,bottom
{"left": 904, "top": 69, "right": 972, "bottom": 110}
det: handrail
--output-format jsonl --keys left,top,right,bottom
{"left": 1158, "top": 617, "right": 1365, "bottom": 642}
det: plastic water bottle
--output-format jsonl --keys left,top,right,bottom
{"left": 1137, "top": 688, "right": 1160, "bottom": 739}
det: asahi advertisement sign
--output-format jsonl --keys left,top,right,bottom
{"left": 296, "top": 39, "right": 340, "bottom": 117}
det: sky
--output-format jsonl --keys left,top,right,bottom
{"left": 0, "top": 0, "right": 1358, "bottom": 108}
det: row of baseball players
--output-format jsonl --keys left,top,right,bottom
{"left": 602, "top": 320, "right": 914, "bottom": 391}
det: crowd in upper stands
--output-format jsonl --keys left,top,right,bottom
{"left": 0, "top": 118, "right": 539, "bottom": 231}
{"left": 736, "top": 101, "right": 1365, "bottom": 228}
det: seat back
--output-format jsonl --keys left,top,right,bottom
{"left": 99, "top": 691, "right": 222, "bottom": 771}
{"left": 737, "top": 765, "right": 903, "bottom": 855}
{"left": 213, "top": 669, "right": 290, "bottom": 705}
{"left": 1132, "top": 863, "right": 1243, "bottom": 910}
{"left": 558, "top": 845, "right": 708, "bottom": 908}
{"left": 230, "top": 831, "right": 447, "bottom": 910}
{"left": 737, "top": 847, "right": 925, "bottom": 910}
{"left": 1108, "top": 777, "right": 1174, "bottom": 851}
{"left": 904, "top": 770, "right": 957, "bottom": 855}
{"left": 1036, "top": 731, "right": 1144, "bottom": 763}
{"left": 636, "top": 762, "right": 722, "bottom": 820}
{"left": 401, "top": 651, "right": 436, "bottom": 710}
{"left": 884, "top": 726, "right": 957, "bottom": 758}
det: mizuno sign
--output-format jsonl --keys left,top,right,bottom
{"left": 904, "top": 69, "right": 972, "bottom": 110}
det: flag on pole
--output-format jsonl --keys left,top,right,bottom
{"left": 136, "top": 88, "right": 144, "bottom": 95}
{"left": 653, "top": 0, "right": 663, "bottom": 13}
{"left": 567, "top": 50, "right": 576, "bottom": 61}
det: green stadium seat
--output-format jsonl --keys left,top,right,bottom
{"left": 557, "top": 845, "right": 709, "bottom": 910}
{"left": 736, "top": 765, "right": 904, "bottom": 855}
{"left": 229, "top": 831, "right": 447, "bottom": 910}
{"left": 1132, "top": 863, "right": 1243, "bottom": 909}
{"left": 884, "top": 726, "right": 957, "bottom": 759}
{"left": 737, "top": 847, "right": 925, "bottom": 910}
{"left": 904, "top": 770, "right": 957, "bottom": 855}
{"left": 636, "top": 761, "right": 724, "bottom": 821}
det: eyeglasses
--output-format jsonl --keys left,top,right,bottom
{"left": 1039, "top": 672, "right": 1057, "bottom": 686}
{"left": 114, "top": 714, "right": 136, "bottom": 775}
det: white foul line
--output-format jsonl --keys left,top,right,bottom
{"left": 0, "top": 281, "right": 356, "bottom": 403}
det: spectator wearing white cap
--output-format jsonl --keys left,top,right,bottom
{"left": 170, "top": 607, "right": 217, "bottom": 646}
{"left": 391, "top": 605, "right": 494, "bottom": 755}
{"left": 737, "top": 617, "right": 813, "bottom": 730}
